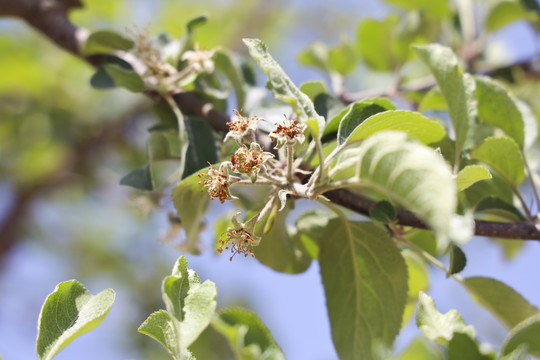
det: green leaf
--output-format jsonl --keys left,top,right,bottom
{"left": 500, "top": 344, "right": 530, "bottom": 360}
{"left": 485, "top": 1, "right": 534, "bottom": 32}
{"left": 103, "top": 63, "right": 144, "bottom": 92}
{"left": 382, "top": 0, "right": 451, "bottom": 18}
{"left": 172, "top": 171, "right": 211, "bottom": 253}
{"left": 414, "top": 44, "right": 476, "bottom": 158}
{"left": 147, "top": 129, "right": 182, "bottom": 188}
{"left": 297, "top": 42, "right": 331, "bottom": 73}
{"left": 213, "top": 49, "right": 247, "bottom": 110}
{"left": 212, "top": 307, "right": 285, "bottom": 360}
{"left": 319, "top": 220, "right": 408, "bottom": 360}
{"left": 448, "top": 333, "right": 493, "bottom": 360}
{"left": 448, "top": 245, "right": 466, "bottom": 276}
{"left": 416, "top": 292, "right": 475, "bottom": 344}
{"left": 463, "top": 277, "right": 538, "bottom": 329}
{"left": 137, "top": 310, "right": 179, "bottom": 358}
{"left": 243, "top": 38, "right": 324, "bottom": 138}
{"left": 475, "top": 76, "right": 525, "bottom": 147}
{"left": 328, "top": 36, "right": 357, "bottom": 75}
{"left": 120, "top": 165, "right": 153, "bottom": 191}
{"left": 402, "top": 250, "right": 430, "bottom": 327}
{"left": 295, "top": 209, "right": 335, "bottom": 260}
{"left": 502, "top": 314, "right": 540, "bottom": 357}
{"left": 341, "top": 110, "right": 446, "bottom": 146}
{"left": 369, "top": 200, "right": 397, "bottom": 224}
{"left": 357, "top": 16, "right": 405, "bottom": 71}
{"left": 456, "top": 165, "right": 492, "bottom": 192}
{"left": 397, "top": 337, "right": 444, "bottom": 360}
{"left": 471, "top": 136, "right": 526, "bottom": 186}
{"left": 475, "top": 197, "right": 526, "bottom": 222}
{"left": 418, "top": 88, "right": 448, "bottom": 112}
{"left": 182, "top": 117, "right": 219, "bottom": 179}
{"left": 82, "top": 30, "right": 134, "bottom": 56}
{"left": 299, "top": 80, "right": 329, "bottom": 101}
{"left": 323, "top": 98, "right": 396, "bottom": 141}
{"left": 254, "top": 200, "right": 312, "bottom": 273}
{"left": 36, "top": 280, "right": 115, "bottom": 360}
{"left": 330, "top": 131, "right": 464, "bottom": 250}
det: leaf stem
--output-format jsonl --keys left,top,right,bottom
{"left": 164, "top": 93, "right": 189, "bottom": 183}
{"left": 523, "top": 152, "right": 540, "bottom": 216}
{"left": 286, "top": 143, "right": 294, "bottom": 182}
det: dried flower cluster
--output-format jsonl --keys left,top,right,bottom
{"left": 270, "top": 117, "right": 306, "bottom": 148}
{"left": 181, "top": 49, "right": 215, "bottom": 73}
{"left": 198, "top": 163, "right": 232, "bottom": 203}
{"left": 217, "top": 213, "right": 261, "bottom": 261}
{"left": 128, "top": 27, "right": 176, "bottom": 78}
{"left": 232, "top": 143, "right": 274, "bottom": 181}
{"left": 224, "top": 109, "right": 260, "bottom": 143}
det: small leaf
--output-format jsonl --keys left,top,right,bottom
{"left": 297, "top": 42, "right": 331, "bottom": 73}
{"left": 397, "top": 337, "right": 444, "bottom": 360}
{"left": 475, "top": 76, "right": 525, "bottom": 147}
{"left": 416, "top": 292, "right": 475, "bottom": 343}
{"left": 82, "top": 30, "right": 134, "bottom": 55}
{"left": 120, "top": 165, "right": 153, "bottom": 190}
{"left": 448, "top": 245, "right": 466, "bottom": 276}
{"left": 213, "top": 49, "right": 247, "bottom": 110}
{"left": 137, "top": 310, "right": 179, "bottom": 358}
{"left": 319, "top": 220, "right": 408, "bottom": 359}
{"left": 324, "top": 97, "right": 396, "bottom": 141}
{"left": 414, "top": 44, "right": 476, "bottom": 158}
{"left": 243, "top": 38, "right": 324, "bottom": 138}
{"left": 485, "top": 1, "right": 534, "bottom": 32}
{"left": 330, "top": 131, "right": 463, "bottom": 250}
{"left": 369, "top": 200, "right": 397, "bottom": 224}
{"left": 475, "top": 197, "right": 526, "bottom": 222}
{"left": 463, "top": 277, "right": 538, "bottom": 329}
{"left": 382, "top": 0, "right": 451, "bottom": 18}
{"left": 172, "top": 171, "right": 211, "bottom": 253}
{"left": 342, "top": 110, "right": 446, "bottom": 146}
{"left": 212, "top": 307, "right": 285, "bottom": 359}
{"left": 36, "top": 280, "right": 115, "bottom": 360}
{"left": 328, "top": 36, "right": 357, "bottom": 75}
{"left": 502, "top": 314, "right": 540, "bottom": 357}
{"left": 448, "top": 333, "right": 493, "bottom": 360}
{"left": 357, "top": 16, "right": 403, "bottom": 71}
{"left": 182, "top": 117, "right": 219, "bottom": 179}
{"left": 299, "top": 80, "right": 329, "bottom": 101}
{"left": 418, "top": 88, "right": 448, "bottom": 112}
{"left": 471, "top": 136, "right": 526, "bottom": 186}
{"left": 103, "top": 63, "right": 144, "bottom": 92}
{"left": 277, "top": 190, "right": 288, "bottom": 211}
{"left": 402, "top": 250, "right": 430, "bottom": 326}
{"left": 456, "top": 165, "right": 492, "bottom": 192}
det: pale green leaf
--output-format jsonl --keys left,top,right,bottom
{"left": 471, "top": 136, "right": 526, "bottom": 186}
{"left": 82, "top": 30, "right": 134, "bottom": 56}
{"left": 397, "top": 337, "right": 444, "bottom": 360}
{"left": 319, "top": 220, "right": 408, "bottom": 360}
{"left": 212, "top": 307, "right": 285, "bottom": 360}
{"left": 328, "top": 36, "right": 357, "bottom": 75}
{"left": 456, "top": 165, "right": 492, "bottom": 192}
{"left": 330, "top": 131, "right": 462, "bottom": 250}
{"left": 418, "top": 88, "right": 448, "bottom": 112}
{"left": 414, "top": 44, "right": 476, "bottom": 158}
{"left": 295, "top": 209, "right": 335, "bottom": 260}
{"left": 416, "top": 292, "right": 475, "bottom": 343}
{"left": 502, "top": 314, "right": 540, "bottom": 357}
{"left": 382, "top": 0, "right": 451, "bottom": 18}
{"left": 342, "top": 110, "right": 446, "bottom": 146}
{"left": 297, "top": 42, "right": 330, "bottom": 73}
{"left": 464, "top": 277, "right": 538, "bottom": 329}
{"left": 475, "top": 76, "right": 525, "bottom": 147}
{"left": 213, "top": 49, "right": 247, "bottom": 110}
{"left": 103, "top": 63, "right": 144, "bottom": 92}
{"left": 402, "top": 250, "right": 429, "bottom": 327}
{"left": 485, "top": 1, "right": 534, "bottom": 32}
{"left": 357, "top": 16, "right": 402, "bottom": 71}
{"left": 137, "top": 310, "right": 179, "bottom": 358}
{"left": 299, "top": 80, "right": 329, "bottom": 101}
{"left": 36, "top": 280, "right": 115, "bottom": 360}
{"left": 243, "top": 38, "right": 324, "bottom": 138}
{"left": 172, "top": 171, "right": 210, "bottom": 253}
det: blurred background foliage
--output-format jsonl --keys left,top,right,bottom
{"left": 2, "top": 0, "right": 540, "bottom": 359}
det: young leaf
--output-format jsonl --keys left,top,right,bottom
{"left": 297, "top": 41, "right": 331, "bottom": 73}
{"left": 475, "top": 76, "right": 525, "bottom": 147}
{"left": 447, "top": 333, "right": 493, "bottom": 360}
{"left": 82, "top": 30, "right": 134, "bottom": 56}
{"left": 414, "top": 44, "right": 476, "bottom": 159}
{"left": 330, "top": 131, "right": 463, "bottom": 250}
{"left": 328, "top": 36, "right": 357, "bottom": 75}
{"left": 212, "top": 307, "right": 285, "bottom": 359}
{"left": 397, "top": 337, "right": 444, "bottom": 360}
{"left": 456, "top": 165, "right": 492, "bottom": 192}
{"left": 416, "top": 292, "right": 475, "bottom": 343}
{"left": 463, "top": 277, "right": 538, "bottom": 329}
{"left": 341, "top": 110, "right": 446, "bottom": 146}
{"left": 471, "top": 136, "right": 526, "bottom": 186}
{"left": 36, "top": 280, "right": 115, "bottom": 360}
{"left": 448, "top": 245, "right": 466, "bottom": 276}
{"left": 485, "top": 1, "right": 533, "bottom": 32}
{"left": 295, "top": 209, "right": 336, "bottom": 259}
{"left": 138, "top": 310, "right": 179, "bottom": 358}
{"left": 299, "top": 80, "right": 329, "bottom": 101}
{"left": 382, "top": 0, "right": 450, "bottom": 18}
{"left": 172, "top": 171, "right": 210, "bottom": 253}
{"left": 502, "top": 314, "right": 540, "bottom": 357}
{"left": 120, "top": 165, "right": 153, "bottom": 190}
{"left": 243, "top": 38, "right": 324, "bottom": 138}
{"left": 319, "top": 220, "right": 408, "bottom": 359}
{"left": 103, "top": 63, "right": 144, "bottom": 93}
{"left": 213, "top": 49, "right": 247, "bottom": 110}
{"left": 402, "top": 250, "right": 430, "bottom": 326}
{"left": 475, "top": 197, "right": 526, "bottom": 222}
{"left": 324, "top": 97, "right": 395, "bottom": 141}
{"left": 182, "top": 117, "right": 219, "bottom": 179}
{"left": 369, "top": 200, "right": 397, "bottom": 224}
{"left": 357, "top": 16, "right": 404, "bottom": 71}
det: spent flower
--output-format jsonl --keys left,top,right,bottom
{"left": 232, "top": 143, "right": 274, "bottom": 182}
{"left": 181, "top": 48, "right": 215, "bottom": 74}
{"left": 198, "top": 162, "right": 236, "bottom": 203}
{"left": 225, "top": 109, "right": 261, "bottom": 144}
{"left": 218, "top": 212, "right": 261, "bottom": 261}
{"left": 270, "top": 116, "right": 307, "bottom": 149}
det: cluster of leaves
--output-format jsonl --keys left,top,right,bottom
{"left": 29, "top": 0, "right": 540, "bottom": 359}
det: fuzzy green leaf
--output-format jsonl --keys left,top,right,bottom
{"left": 103, "top": 63, "right": 144, "bottom": 92}
{"left": 475, "top": 76, "right": 525, "bottom": 147}
{"left": 456, "top": 165, "right": 492, "bottom": 192}
{"left": 319, "top": 220, "right": 408, "bottom": 360}
{"left": 330, "top": 131, "right": 465, "bottom": 250}
{"left": 342, "top": 110, "right": 446, "bottom": 146}
{"left": 172, "top": 171, "right": 211, "bottom": 253}
{"left": 502, "top": 314, "right": 540, "bottom": 357}
{"left": 243, "top": 38, "right": 324, "bottom": 138}
{"left": 464, "top": 277, "right": 538, "bottom": 329}
{"left": 471, "top": 136, "right": 526, "bottom": 186}
{"left": 416, "top": 292, "right": 475, "bottom": 344}
{"left": 137, "top": 310, "right": 179, "bottom": 358}
{"left": 36, "top": 280, "right": 115, "bottom": 360}
{"left": 414, "top": 44, "right": 476, "bottom": 157}
{"left": 212, "top": 307, "right": 285, "bottom": 360}
{"left": 82, "top": 30, "right": 134, "bottom": 55}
